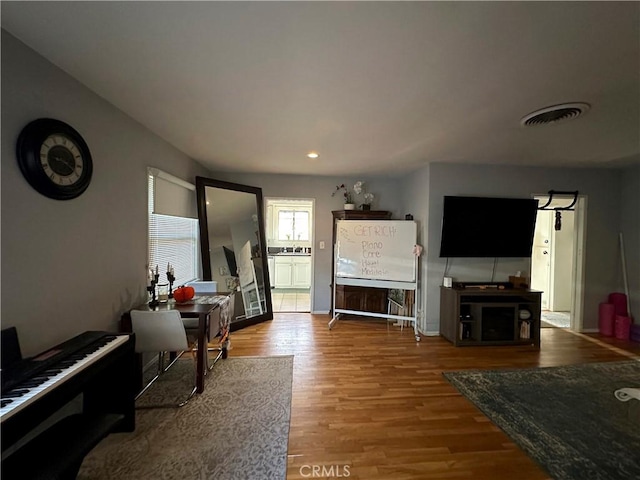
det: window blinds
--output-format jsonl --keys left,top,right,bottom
{"left": 148, "top": 171, "right": 199, "bottom": 287}
{"left": 148, "top": 167, "right": 197, "bottom": 219}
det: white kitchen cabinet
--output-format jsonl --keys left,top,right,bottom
{"left": 273, "top": 255, "right": 311, "bottom": 288}
{"left": 293, "top": 256, "right": 311, "bottom": 288}
{"left": 274, "top": 257, "right": 293, "bottom": 288}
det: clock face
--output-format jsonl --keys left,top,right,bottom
{"left": 17, "top": 119, "right": 93, "bottom": 200}
{"left": 40, "top": 134, "right": 85, "bottom": 186}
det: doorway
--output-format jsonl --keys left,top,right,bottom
{"left": 265, "top": 198, "right": 314, "bottom": 313}
{"left": 531, "top": 194, "right": 587, "bottom": 330}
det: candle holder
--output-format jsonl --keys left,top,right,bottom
{"left": 147, "top": 273, "right": 160, "bottom": 308}
{"left": 167, "top": 271, "right": 175, "bottom": 299}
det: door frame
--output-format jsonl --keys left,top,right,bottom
{"left": 531, "top": 194, "right": 587, "bottom": 331}
{"left": 265, "top": 196, "right": 315, "bottom": 313}
{"left": 570, "top": 195, "right": 587, "bottom": 331}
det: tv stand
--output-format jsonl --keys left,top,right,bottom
{"left": 439, "top": 286, "right": 541, "bottom": 348}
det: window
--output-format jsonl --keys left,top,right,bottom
{"left": 277, "top": 210, "right": 309, "bottom": 241}
{"left": 148, "top": 170, "right": 199, "bottom": 287}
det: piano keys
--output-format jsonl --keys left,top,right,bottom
{"left": 1, "top": 331, "right": 136, "bottom": 456}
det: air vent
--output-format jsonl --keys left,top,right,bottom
{"left": 520, "top": 102, "right": 590, "bottom": 127}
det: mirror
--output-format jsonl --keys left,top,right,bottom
{"left": 195, "top": 176, "right": 273, "bottom": 329}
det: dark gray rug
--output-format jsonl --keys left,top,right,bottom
{"left": 444, "top": 361, "right": 640, "bottom": 480}
{"left": 78, "top": 356, "right": 293, "bottom": 480}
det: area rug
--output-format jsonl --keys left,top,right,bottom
{"left": 78, "top": 356, "right": 294, "bottom": 480}
{"left": 541, "top": 310, "right": 571, "bottom": 328}
{"left": 444, "top": 360, "right": 640, "bottom": 480}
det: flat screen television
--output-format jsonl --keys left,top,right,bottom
{"left": 223, "top": 246, "right": 238, "bottom": 277}
{"left": 439, "top": 196, "right": 538, "bottom": 258}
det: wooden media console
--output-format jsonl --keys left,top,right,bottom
{"left": 440, "top": 286, "right": 541, "bottom": 348}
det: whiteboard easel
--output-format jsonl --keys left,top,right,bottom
{"left": 328, "top": 220, "right": 420, "bottom": 341}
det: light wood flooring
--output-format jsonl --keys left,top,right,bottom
{"left": 226, "top": 314, "right": 640, "bottom": 480}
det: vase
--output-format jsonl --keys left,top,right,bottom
{"left": 361, "top": 204, "right": 371, "bottom": 211}
{"left": 344, "top": 203, "right": 355, "bottom": 210}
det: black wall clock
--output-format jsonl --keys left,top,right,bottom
{"left": 17, "top": 118, "right": 93, "bottom": 200}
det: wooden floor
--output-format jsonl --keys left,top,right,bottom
{"left": 226, "top": 314, "right": 640, "bottom": 480}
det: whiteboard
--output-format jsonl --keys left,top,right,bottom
{"left": 335, "top": 220, "right": 417, "bottom": 282}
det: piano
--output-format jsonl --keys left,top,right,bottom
{"left": 1, "top": 330, "right": 136, "bottom": 478}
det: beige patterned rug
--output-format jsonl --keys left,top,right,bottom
{"left": 78, "top": 356, "right": 293, "bottom": 480}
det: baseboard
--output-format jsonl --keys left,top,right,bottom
{"left": 579, "top": 328, "right": 599, "bottom": 333}
{"left": 420, "top": 330, "right": 440, "bottom": 337}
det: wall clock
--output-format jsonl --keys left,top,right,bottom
{"left": 17, "top": 118, "right": 93, "bottom": 200}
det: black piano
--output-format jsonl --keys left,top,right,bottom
{"left": 1, "top": 329, "right": 136, "bottom": 479}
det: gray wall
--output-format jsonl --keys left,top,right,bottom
{"left": 620, "top": 162, "right": 640, "bottom": 319}
{"left": 2, "top": 30, "right": 637, "bottom": 356}
{"left": 216, "top": 161, "right": 636, "bottom": 334}
{"left": 1, "top": 31, "right": 210, "bottom": 356}
{"left": 415, "top": 162, "right": 627, "bottom": 333}
{"left": 203, "top": 172, "right": 406, "bottom": 312}
{"left": 400, "top": 165, "right": 431, "bottom": 328}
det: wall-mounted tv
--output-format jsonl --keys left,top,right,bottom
{"left": 223, "top": 246, "right": 238, "bottom": 277}
{"left": 439, "top": 196, "right": 539, "bottom": 258}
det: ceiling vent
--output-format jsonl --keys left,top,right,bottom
{"left": 520, "top": 102, "right": 590, "bottom": 127}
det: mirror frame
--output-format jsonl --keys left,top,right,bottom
{"left": 195, "top": 176, "right": 273, "bottom": 329}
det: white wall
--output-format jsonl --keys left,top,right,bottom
{"left": 1, "top": 31, "right": 210, "bottom": 355}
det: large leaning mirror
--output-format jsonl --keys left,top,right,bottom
{"left": 195, "top": 176, "right": 273, "bottom": 330}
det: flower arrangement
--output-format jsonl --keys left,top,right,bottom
{"left": 363, "top": 192, "right": 374, "bottom": 206}
{"left": 354, "top": 181, "right": 374, "bottom": 208}
{"left": 333, "top": 181, "right": 376, "bottom": 209}
{"left": 332, "top": 184, "right": 354, "bottom": 204}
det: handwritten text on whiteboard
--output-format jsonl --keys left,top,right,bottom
{"left": 354, "top": 224, "right": 398, "bottom": 277}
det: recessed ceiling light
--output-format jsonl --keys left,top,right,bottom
{"left": 307, "top": 151, "right": 319, "bottom": 159}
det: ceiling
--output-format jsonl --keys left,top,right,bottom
{"left": 2, "top": 2, "right": 639, "bottom": 176}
